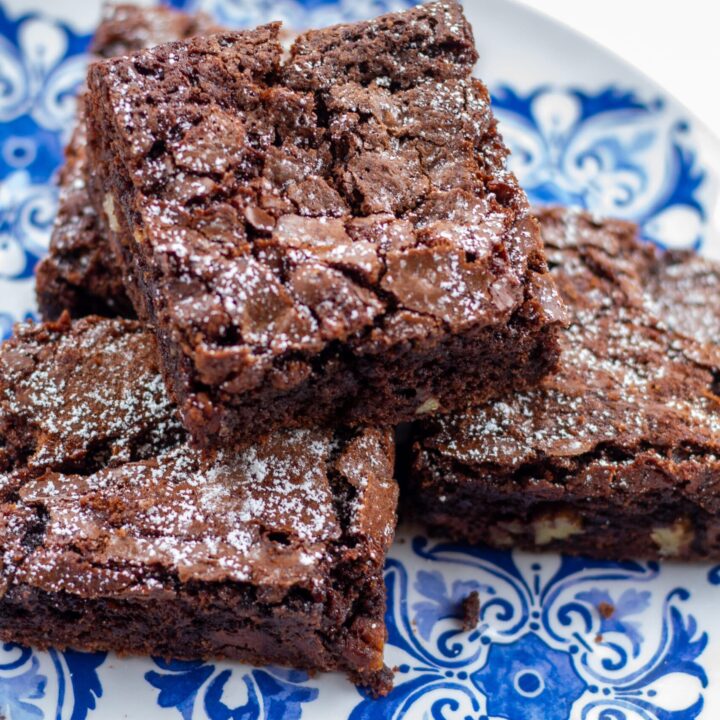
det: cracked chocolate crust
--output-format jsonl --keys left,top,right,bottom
{"left": 0, "top": 315, "right": 398, "bottom": 695}
{"left": 85, "top": 0, "right": 564, "bottom": 449}
{"left": 409, "top": 207, "right": 720, "bottom": 561}
{"left": 644, "top": 249, "right": 720, "bottom": 346}
{"left": 36, "top": 5, "right": 220, "bottom": 321}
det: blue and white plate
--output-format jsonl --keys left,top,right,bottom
{"left": 2, "top": 1, "right": 720, "bottom": 718}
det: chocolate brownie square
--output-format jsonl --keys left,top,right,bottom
{"left": 409, "top": 207, "right": 720, "bottom": 561}
{"left": 85, "top": 0, "right": 564, "bottom": 449}
{"left": 0, "top": 315, "right": 397, "bottom": 695}
{"left": 36, "top": 4, "right": 219, "bottom": 321}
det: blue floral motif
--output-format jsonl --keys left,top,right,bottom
{"left": 146, "top": 658, "right": 317, "bottom": 719}
{"left": 0, "top": 4, "right": 89, "bottom": 134}
{"left": 0, "top": 644, "right": 46, "bottom": 719}
{"left": 492, "top": 86, "right": 707, "bottom": 251}
{"left": 707, "top": 565, "right": 720, "bottom": 586}
{"left": 0, "top": 644, "right": 106, "bottom": 720}
{"left": 163, "top": 0, "right": 412, "bottom": 30}
{"left": 0, "top": 3, "right": 91, "bottom": 339}
{"left": 350, "top": 538, "right": 708, "bottom": 720}
{"left": 0, "top": 168, "right": 57, "bottom": 339}
{"left": 0, "top": 169, "right": 57, "bottom": 274}
{"left": 473, "top": 634, "right": 586, "bottom": 720}
{"left": 0, "top": 114, "right": 64, "bottom": 182}
{"left": 60, "top": 649, "right": 106, "bottom": 720}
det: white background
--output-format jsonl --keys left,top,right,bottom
{"left": 515, "top": 0, "right": 720, "bottom": 137}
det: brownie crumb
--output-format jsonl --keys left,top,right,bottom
{"left": 461, "top": 591, "right": 481, "bottom": 631}
{"left": 598, "top": 601, "right": 615, "bottom": 619}
{"left": 368, "top": 666, "right": 395, "bottom": 699}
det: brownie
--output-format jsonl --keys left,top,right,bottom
{"left": 0, "top": 315, "right": 397, "bottom": 695}
{"left": 644, "top": 249, "right": 720, "bottom": 345}
{"left": 409, "top": 207, "right": 720, "bottom": 561}
{"left": 85, "top": 0, "right": 564, "bottom": 449}
{"left": 35, "top": 5, "right": 220, "bottom": 321}
{"left": 461, "top": 591, "right": 480, "bottom": 631}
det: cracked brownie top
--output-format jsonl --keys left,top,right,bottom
{"left": 644, "top": 250, "right": 720, "bottom": 346}
{"left": 88, "top": 0, "right": 559, "bottom": 393}
{"left": 0, "top": 316, "right": 397, "bottom": 595}
{"left": 0, "top": 317, "right": 182, "bottom": 490}
{"left": 418, "top": 207, "right": 720, "bottom": 505}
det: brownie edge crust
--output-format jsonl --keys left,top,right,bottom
{"left": 409, "top": 207, "right": 720, "bottom": 561}
{"left": 0, "top": 316, "right": 398, "bottom": 695}
{"left": 85, "top": 0, "right": 564, "bottom": 449}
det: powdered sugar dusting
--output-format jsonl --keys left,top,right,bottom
{"left": 10, "top": 429, "right": 342, "bottom": 592}
{"left": 645, "top": 252, "right": 720, "bottom": 345}
{"left": 0, "top": 320, "right": 182, "bottom": 474}
{"left": 427, "top": 209, "right": 720, "bottom": 473}
{"left": 87, "top": 0, "right": 546, "bottom": 402}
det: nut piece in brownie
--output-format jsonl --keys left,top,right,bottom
{"left": 85, "top": 0, "right": 564, "bottom": 449}
{"left": 409, "top": 207, "right": 720, "bottom": 561}
{"left": 35, "top": 4, "right": 219, "bottom": 321}
{"left": 0, "top": 316, "right": 397, "bottom": 695}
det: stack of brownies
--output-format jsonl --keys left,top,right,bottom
{"left": 2, "top": 0, "right": 720, "bottom": 696}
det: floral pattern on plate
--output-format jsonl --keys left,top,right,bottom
{"left": 351, "top": 538, "right": 707, "bottom": 720}
{"left": 493, "top": 86, "right": 706, "bottom": 250}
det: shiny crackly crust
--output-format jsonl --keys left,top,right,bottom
{"left": 0, "top": 315, "right": 397, "bottom": 695}
{"left": 644, "top": 249, "right": 720, "bottom": 346}
{"left": 84, "top": 0, "right": 564, "bottom": 448}
{"left": 410, "top": 207, "right": 720, "bottom": 561}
